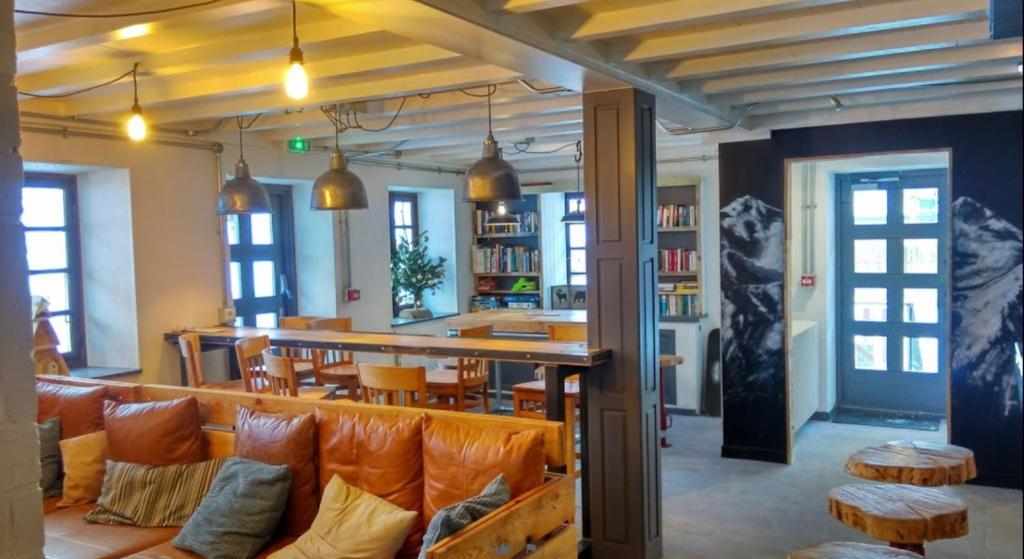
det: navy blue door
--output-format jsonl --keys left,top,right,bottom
{"left": 837, "top": 170, "right": 949, "bottom": 415}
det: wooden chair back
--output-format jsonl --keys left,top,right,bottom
{"left": 234, "top": 335, "right": 271, "bottom": 393}
{"left": 455, "top": 325, "right": 493, "bottom": 386}
{"left": 278, "top": 316, "right": 320, "bottom": 329}
{"left": 278, "top": 316, "right": 321, "bottom": 371}
{"left": 547, "top": 323, "right": 587, "bottom": 342}
{"left": 357, "top": 363, "right": 428, "bottom": 408}
{"left": 309, "top": 317, "right": 355, "bottom": 373}
{"left": 178, "top": 333, "right": 204, "bottom": 387}
{"left": 262, "top": 348, "right": 300, "bottom": 397}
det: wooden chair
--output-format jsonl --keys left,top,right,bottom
{"left": 426, "top": 325, "right": 493, "bottom": 412}
{"left": 277, "top": 316, "right": 321, "bottom": 380}
{"left": 261, "top": 348, "right": 334, "bottom": 400}
{"left": 179, "top": 333, "right": 247, "bottom": 391}
{"left": 234, "top": 335, "right": 331, "bottom": 399}
{"left": 308, "top": 317, "right": 360, "bottom": 400}
{"left": 357, "top": 363, "right": 429, "bottom": 408}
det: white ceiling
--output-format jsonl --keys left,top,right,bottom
{"left": 14, "top": 0, "right": 1023, "bottom": 170}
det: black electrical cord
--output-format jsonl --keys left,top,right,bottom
{"left": 504, "top": 140, "right": 579, "bottom": 155}
{"left": 459, "top": 84, "right": 497, "bottom": 98}
{"left": 15, "top": 0, "right": 223, "bottom": 18}
{"left": 17, "top": 64, "right": 137, "bottom": 98}
{"left": 235, "top": 113, "right": 263, "bottom": 160}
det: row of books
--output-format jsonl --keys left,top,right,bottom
{"left": 658, "top": 204, "right": 698, "bottom": 228}
{"left": 474, "top": 210, "right": 538, "bottom": 235}
{"left": 472, "top": 244, "right": 540, "bottom": 274}
{"left": 659, "top": 281, "right": 699, "bottom": 295}
{"left": 659, "top": 249, "right": 699, "bottom": 272}
{"left": 470, "top": 294, "right": 540, "bottom": 311}
{"left": 659, "top": 293, "right": 701, "bottom": 318}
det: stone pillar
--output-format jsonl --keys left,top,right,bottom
{"left": 582, "top": 88, "right": 662, "bottom": 558}
{"left": 0, "top": 0, "right": 45, "bottom": 556}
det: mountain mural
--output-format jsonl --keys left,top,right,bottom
{"left": 952, "top": 196, "right": 1023, "bottom": 419}
{"left": 720, "top": 195, "right": 785, "bottom": 400}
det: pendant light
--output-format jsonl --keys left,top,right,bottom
{"left": 217, "top": 117, "right": 271, "bottom": 215}
{"left": 125, "top": 63, "right": 147, "bottom": 142}
{"left": 562, "top": 141, "right": 585, "bottom": 223}
{"left": 284, "top": 0, "right": 309, "bottom": 100}
{"left": 311, "top": 117, "right": 368, "bottom": 210}
{"left": 486, "top": 201, "right": 520, "bottom": 228}
{"left": 464, "top": 85, "right": 521, "bottom": 203}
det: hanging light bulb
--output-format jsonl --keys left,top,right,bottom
{"left": 125, "top": 63, "right": 147, "bottom": 142}
{"left": 562, "top": 141, "right": 585, "bottom": 223}
{"left": 496, "top": 202, "right": 508, "bottom": 215}
{"left": 217, "top": 117, "right": 272, "bottom": 215}
{"left": 465, "top": 85, "right": 521, "bottom": 203}
{"left": 312, "top": 110, "right": 368, "bottom": 210}
{"left": 284, "top": 1, "right": 308, "bottom": 100}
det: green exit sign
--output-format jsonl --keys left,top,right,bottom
{"left": 287, "top": 137, "right": 311, "bottom": 153}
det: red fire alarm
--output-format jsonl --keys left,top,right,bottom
{"left": 346, "top": 288, "right": 361, "bottom": 302}
{"left": 800, "top": 274, "right": 816, "bottom": 287}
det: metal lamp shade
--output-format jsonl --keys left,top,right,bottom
{"left": 312, "top": 149, "right": 368, "bottom": 210}
{"left": 217, "top": 159, "right": 271, "bottom": 215}
{"left": 464, "top": 133, "right": 521, "bottom": 202}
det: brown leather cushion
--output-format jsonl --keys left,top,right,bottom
{"left": 104, "top": 397, "right": 206, "bottom": 466}
{"left": 234, "top": 406, "right": 318, "bottom": 536}
{"left": 422, "top": 416, "right": 545, "bottom": 524}
{"left": 316, "top": 409, "right": 424, "bottom": 558}
{"left": 124, "top": 537, "right": 296, "bottom": 558}
{"left": 37, "top": 382, "right": 107, "bottom": 439}
{"left": 44, "top": 504, "right": 179, "bottom": 559}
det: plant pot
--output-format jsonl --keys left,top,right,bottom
{"left": 398, "top": 308, "right": 433, "bottom": 319}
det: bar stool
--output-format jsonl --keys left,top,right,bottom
{"left": 425, "top": 325, "right": 493, "bottom": 412}
{"left": 357, "top": 363, "right": 429, "bottom": 408}
{"left": 261, "top": 348, "right": 333, "bottom": 400}
{"left": 308, "top": 317, "right": 360, "bottom": 400}
{"left": 278, "top": 315, "right": 322, "bottom": 381}
{"left": 177, "top": 333, "right": 246, "bottom": 391}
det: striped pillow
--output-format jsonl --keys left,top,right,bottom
{"left": 85, "top": 458, "right": 225, "bottom": 527}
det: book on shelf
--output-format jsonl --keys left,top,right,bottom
{"left": 472, "top": 244, "right": 539, "bottom": 274}
{"left": 659, "top": 292, "right": 701, "bottom": 318}
{"left": 657, "top": 204, "right": 698, "bottom": 228}
{"left": 474, "top": 210, "right": 538, "bottom": 235}
{"left": 658, "top": 281, "right": 699, "bottom": 294}
{"left": 658, "top": 249, "right": 698, "bottom": 272}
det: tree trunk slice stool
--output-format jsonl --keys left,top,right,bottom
{"left": 827, "top": 484, "right": 968, "bottom": 556}
{"left": 789, "top": 542, "right": 924, "bottom": 558}
{"left": 846, "top": 440, "right": 977, "bottom": 486}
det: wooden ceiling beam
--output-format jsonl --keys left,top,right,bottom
{"left": 691, "top": 41, "right": 1024, "bottom": 94}
{"left": 348, "top": 122, "right": 582, "bottom": 152}
{"left": 623, "top": 0, "right": 988, "bottom": 63}
{"left": 571, "top": 0, "right": 852, "bottom": 42}
{"left": 662, "top": 20, "right": 992, "bottom": 80}
{"left": 489, "top": 0, "right": 588, "bottom": 14}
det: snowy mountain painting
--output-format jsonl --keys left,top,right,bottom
{"left": 720, "top": 195, "right": 785, "bottom": 401}
{"left": 951, "top": 196, "right": 1023, "bottom": 420}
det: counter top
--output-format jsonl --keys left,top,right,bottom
{"left": 446, "top": 309, "right": 587, "bottom": 335}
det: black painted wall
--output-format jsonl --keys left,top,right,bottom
{"left": 719, "top": 111, "right": 1023, "bottom": 488}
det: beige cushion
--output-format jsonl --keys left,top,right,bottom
{"left": 269, "top": 475, "right": 418, "bottom": 559}
{"left": 58, "top": 431, "right": 108, "bottom": 508}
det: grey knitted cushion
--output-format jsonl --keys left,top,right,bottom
{"left": 39, "top": 417, "right": 62, "bottom": 498}
{"left": 172, "top": 457, "right": 292, "bottom": 559}
{"left": 419, "top": 474, "right": 510, "bottom": 558}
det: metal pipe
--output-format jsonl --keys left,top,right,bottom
{"left": 22, "top": 124, "right": 223, "bottom": 152}
{"left": 20, "top": 111, "right": 224, "bottom": 137}
{"left": 216, "top": 152, "right": 234, "bottom": 313}
{"left": 516, "top": 79, "right": 569, "bottom": 95}
{"left": 348, "top": 157, "right": 465, "bottom": 176}
{"left": 656, "top": 104, "right": 756, "bottom": 136}
{"left": 518, "top": 154, "right": 717, "bottom": 174}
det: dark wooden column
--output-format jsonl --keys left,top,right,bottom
{"left": 582, "top": 88, "right": 662, "bottom": 559}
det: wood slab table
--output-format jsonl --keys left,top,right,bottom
{"left": 790, "top": 542, "right": 923, "bottom": 558}
{"left": 445, "top": 309, "right": 586, "bottom": 335}
{"left": 828, "top": 483, "right": 967, "bottom": 556}
{"left": 846, "top": 440, "right": 976, "bottom": 486}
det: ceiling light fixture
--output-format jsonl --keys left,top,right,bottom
{"left": 464, "top": 85, "right": 521, "bottom": 203}
{"left": 284, "top": 0, "right": 308, "bottom": 100}
{"left": 125, "top": 63, "right": 147, "bottom": 142}
{"left": 311, "top": 107, "right": 368, "bottom": 210}
{"left": 561, "top": 141, "right": 585, "bottom": 224}
{"left": 829, "top": 96, "right": 844, "bottom": 112}
{"left": 217, "top": 116, "right": 271, "bottom": 215}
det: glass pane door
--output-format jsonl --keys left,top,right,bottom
{"left": 227, "top": 185, "right": 297, "bottom": 328}
{"left": 837, "top": 170, "right": 948, "bottom": 415}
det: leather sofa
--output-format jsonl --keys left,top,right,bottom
{"left": 37, "top": 376, "right": 577, "bottom": 559}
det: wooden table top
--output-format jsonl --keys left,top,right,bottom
{"left": 828, "top": 483, "right": 967, "bottom": 545}
{"left": 789, "top": 542, "right": 924, "bottom": 559}
{"left": 446, "top": 309, "right": 587, "bottom": 335}
{"left": 167, "top": 326, "right": 611, "bottom": 367}
{"left": 846, "top": 440, "right": 977, "bottom": 486}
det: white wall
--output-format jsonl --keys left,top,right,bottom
{"left": 292, "top": 179, "right": 338, "bottom": 318}
{"left": 77, "top": 168, "right": 140, "bottom": 368}
{"left": 539, "top": 191, "right": 567, "bottom": 305}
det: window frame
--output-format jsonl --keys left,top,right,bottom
{"left": 389, "top": 192, "right": 420, "bottom": 316}
{"left": 23, "top": 173, "right": 87, "bottom": 367}
{"left": 565, "top": 192, "right": 586, "bottom": 286}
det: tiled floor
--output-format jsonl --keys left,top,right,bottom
{"left": 656, "top": 416, "right": 1023, "bottom": 559}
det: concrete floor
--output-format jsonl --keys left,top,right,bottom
{"left": 658, "top": 416, "right": 1023, "bottom": 559}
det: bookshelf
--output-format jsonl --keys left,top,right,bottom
{"left": 658, "top": 179, "right": 704, "bottom": 323}
{"left": 470, "top": 194, "right": 544, "bottom": 310}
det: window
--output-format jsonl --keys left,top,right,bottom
{"left": 21, "top": 174, "right": 85, "bottom": 366}
{"left": 389, "top": 192, "right": 419, "bottom": 315}
{"left": 565, "top": 193, "right": 586, "bottom": 285}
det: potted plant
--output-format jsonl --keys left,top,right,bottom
{"left": 391, "top": 232, "right": 447, "bottom": 319}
